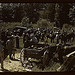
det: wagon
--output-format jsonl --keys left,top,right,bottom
{"left": 20, "top": 43, "right": 57, "bottom": 67}
{"left": 13, "top": 26, "right": 27, "bottom": 36}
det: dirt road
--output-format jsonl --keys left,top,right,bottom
{"left": 0, "top": 51, "right": 24, "bottom": 72}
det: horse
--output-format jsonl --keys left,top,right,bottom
{"left": 49, "top": 32, "right": 56, "bottom": 43}
{"left": 59, "top": 32, "right": 67, "bottom": 44}
{"left": 66, "top": 32, "right": 75, "bottom": 42}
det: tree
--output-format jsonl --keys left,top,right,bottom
{"left": 21, "top": 16, "right": 29, "bottom": 27}
{"left": 13, "top": 4, "right": 24, "bottom": 22}
{"left": 69, "top": 3, "right": 75, "bottom": 25}
{"left": 22, "top": 3, "right": 44, "bottom": 23}
{"left": 2, "top": 3, "right": 13, "bottom": 22}
{"left": 54, "top": 3, "right": 72, "bottom": 29}
{"left": 47, "top": 3, "right": 55, "bottom": 22}
{"left": 2, "top": 3, "right": 24, "bottom": 22}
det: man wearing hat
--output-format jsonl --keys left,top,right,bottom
{"left": 24, "top": 32, "right": 30, "bottom": 48}
{"left": 29, "top": 33, "right": 38, "bottom": 48}
{"left": 23, "top": 31, "right": 25, "bottom": 44}
{"left": 56, "top": 30, "right": 60, "bottom": 44}
{"left": 15, "top": 33, "right": 20, "bottom": 48}
{"left": 6, "top": 35, "right": 15, "bottom": 59}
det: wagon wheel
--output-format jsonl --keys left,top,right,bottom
{"left": 20, "top": 49, "right": 24, "bottom": 64}
{"left": 42, "top": 50, "right": 49, "bottom": 67}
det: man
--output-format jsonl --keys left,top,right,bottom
{"left": 29, "top": 34, "right": 38, "bottom": 48}
{"left": 56, "top": 32, "right": 59, "bottom": 44}
{"left": 15, "top": 33, "right": 20, "bottom": 48}
{"left": 11, "top": 35, "right": 16, "bottom": 59}
{"left": 0, "top": 40, "right": 4, "bottom": 69}
{"left": 24, "top": 33, "right": 30, "bottom": 48}
{"left": 35, "top": 32, "right": 40, "bottom": 42}
{"left": 41, "top": 32, "right": 45, "bottom": 42}
{"left": 72, "top": 29, "right": 74, "bottom": 33}
{"left": 13, "top": 30, "right": 17, "bottom": 36}
{"left": 22, "top": 31, "right": 26, "bottom": 44}
{"left": 30, "top": 35, "right": 38, "bottom": 44}
{"left": 50, "top": 32, "right": 53, "bottom": 43}
{"left": 6, "top": 35, "right": 15, "bottom": 59}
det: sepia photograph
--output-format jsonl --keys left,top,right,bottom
{"left": 0, "top": 3, "right": 75, "bottom": 72}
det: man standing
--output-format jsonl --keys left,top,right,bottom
{"left": 6, "top": 35, "right": 15, "bottom": 59}
{"left": 56, "top": 32, "right": 59, "bottom": 44}
{"left": 15, "top": 33, "right": 20, "bottom": 48}
{"left": 22, "top": 31, "right": 26, "bottom": 44}
{"left": 24, "top": 33, "right": 30, "bottom": 48}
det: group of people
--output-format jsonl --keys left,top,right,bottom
{"left": 0, "top": 26, "right": 75, "bottom": 70}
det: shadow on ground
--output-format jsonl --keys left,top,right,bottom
{"left": 11, "top": 58, "right": 20, "bottom": 61}
{"left": 0, "top": 68, "right": 10, "bottom": 72}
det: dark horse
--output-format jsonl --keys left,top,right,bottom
{"left": 50, "top": 32, "right": 56, "bottom": 43}
{"left": 66, "top": 32, "right": 75, "bottom": 42}
{"left": 46, "top": 32, "right": 56, "bottom": 43}
{"left": 59, "top": 33, "right": 67, "bottom": 44}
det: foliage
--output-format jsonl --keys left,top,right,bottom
{"left": 1, "top": 3, "right": 47, "bottom": 23}
{"left": 62, "top": 24, "right": 73, "bottom": 32}
{"left": 21, "top": 17, "right": 29, "bottom": 27}
{"left": 37, "top": 19, "right": 49, "bottom": 28}
{"left": 69, "top": 3, "right": 75, "bottom": 25}
{"left": 47, "top": 3, "right": 55, "bottom": 22}
{"left": 0, "top": 3, "right": 74, "bottom": 28}
{"left": 54, "top": 3, "right": 72, "bottom": 28}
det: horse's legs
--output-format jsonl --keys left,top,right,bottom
{"left": 72, "top": 36, "right": 74, "bottom": 42}
{"left": 46, "top": 37, "right": 48, "bottom": 42}
{"left": 52, "top": 39, "right": 54, "bottom": 43}
{"left": 56, "top": 39, "right": 59, "bottom": 44}
{"left": 61, "top": 39, "right": 63, "bottom": 44}
{"left": 70, "top": 38, "right": 72, "bottom": 42}
{"left": 51, "top": 38, "right": 52, "bottom": 43}
{"left": 67, "top": 38, "right": 69, "bottom": 42}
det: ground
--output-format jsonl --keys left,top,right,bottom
{"left": 0, "top": 50, "right": 61, "bottom": 72}
{"left": 0, "top": 50, "right": 24, "bottom": 72}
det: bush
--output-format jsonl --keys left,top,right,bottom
{"left": 62, "top": 24, "right": 73, "bottom": 32}
{"left": 37, "top": 19, "right": 49, "bottom": 28}
{"left": 21, "top": 17, "right": 30, "bottom": 27}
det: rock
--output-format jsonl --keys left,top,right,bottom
{"left": 23, "top": 60, "right": 28, "bottom": 64}
{"left": 23, "top": 69, "right": 32, "bottom": 72}
{"left": 14, "top": 70, "right": 18, "bottom": 72}
{"left": 23, "top": 64, "right": 26, "bottom": 67}
{"left": 28, "top": 66, "right": 33, "bottom": 69}
{"left": 28, "top": 58, "right": 31, "bottom": 61}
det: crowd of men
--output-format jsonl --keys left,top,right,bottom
{"left": 0, "top": 26, "right": 75, "bottom": 70}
